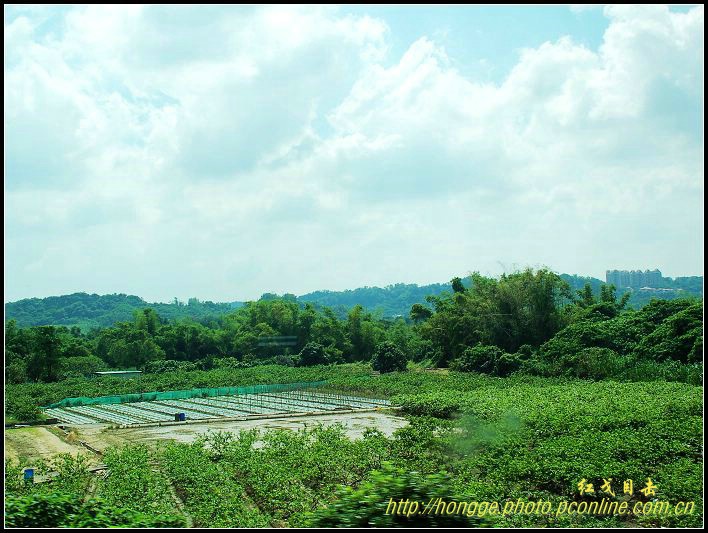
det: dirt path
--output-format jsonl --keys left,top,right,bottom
{"left": 5, "top": 427, "right": 89, "bottom": 462}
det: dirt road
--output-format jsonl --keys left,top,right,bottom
{"left": 5, "top": 426, "right": 89, "bottom": 462}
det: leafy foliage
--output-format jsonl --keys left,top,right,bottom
{"left": 4, "top": 493, "right": 184, "bottom": 528}
{"left": 308, "top": 462, "right": 485, "bottom": 527}
{"left": 528, "top": 300, "right": 703, "bottom": 380}
{"left": 371, "top": 341, "right": 409, "bottom": 373}
{"left": 4, "top": 369, "right": 703, "bottom": 528}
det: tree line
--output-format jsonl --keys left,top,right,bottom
{"left": 4, "top": 268, "right": 702, "bottom": 384}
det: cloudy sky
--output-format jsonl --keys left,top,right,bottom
{"left": 4, "top": 5, "right": 704, "bottom": 303}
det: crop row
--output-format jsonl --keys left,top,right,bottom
{"left": 45, "top": 390, "right": 390, "bottom": 425}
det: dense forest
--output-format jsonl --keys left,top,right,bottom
{"left": 4, "top": 273, "right": 702, "bottom": 329}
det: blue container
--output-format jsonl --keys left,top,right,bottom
{"left": 24, "top": 468, "right": 34, "bottom": 481}
{"left": 178, "top": 413, "right": 186, "bottom": 421}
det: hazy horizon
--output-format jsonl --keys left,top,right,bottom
{"left": 5, "top": 265, "right": 703, "bottom": 304}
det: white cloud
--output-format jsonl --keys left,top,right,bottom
{"left": 4, "top": 5, "right": 703, "bottom": 301}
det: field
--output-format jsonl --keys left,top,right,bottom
{"left": 45, "top": 390, "right": 391, "bottom": 425}
{"left": 6, "top": 411, "right": 407, "bottom": 458}
{"left": 4, "top": 365, "right": 703, "bottom": 528}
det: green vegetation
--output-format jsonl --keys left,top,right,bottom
{"left": 3, "top": 268, "right": 703, "bottom": 528}
{"left": 5, "top": 269, "right": 702, "bottom": 391}
{"left": 5, "top": 292, "right": 240, "bottom": 330}
{"left": 561, "top": 274, "right": 702, "bottom": 310}
{"left": 299, "top": 282, "right": 458, "bottom": 318}
{"left": 371, "top": 341, "right": 409, "bottom": 373}
{"left": 4, "top": 269, "right": 703, "bottom": 423}
{"left": 5, "top": 370, "right": 702, "bottom": 527}
{"left": 4, "top": 453, "right": 183, "bottom": 527}
{"left": 6, "top": 273, "right": 701, "bottom": 329}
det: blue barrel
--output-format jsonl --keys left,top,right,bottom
{"left": 175, "top": 412, "right": 186, "bottom": 421}
{"left": 24, "top": 468, "right": 34, "bottom": 481}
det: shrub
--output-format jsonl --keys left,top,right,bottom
{"left": 450, "top": 345, "right": 503, "bottom": 374}
{"left": 371, "top": 342, "right": 408, "bottom": 373}
{"left": 7, "top": 398, "right": 43, "bottom": 422}
{"left": 142, "top": 359, "right": 198, "bottom": 374}
{"left": 4, "top": 493, "right": 184, "bottom": 528}
{"left": 212, "top": 357, "right": 252, "bottom": 369}
{"left": 57, "top": 356, "right": 108, "bottom": 379}
{"left": 307, "top": 462, "right": 486, "bottom": 527}
{"left": 494, "top": 352, "right": 523, "bottom": 377}
{"left": 6, "top": 360, "right": 28, "bottom": 384}
{"left": 298, "top": 342, "right": 329, "bottom": 366}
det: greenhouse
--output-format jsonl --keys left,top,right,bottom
{"left": 43, "top": 382, "right": 391, "bottom": 426}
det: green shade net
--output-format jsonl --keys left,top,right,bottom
{"left": 45, "top": 381, "right": 328, "bottom": 409}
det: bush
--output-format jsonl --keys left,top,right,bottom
{"left": 569, "top": 347, "right": 628, "bottom": 380}
{"left": 634, "top": 303, "right": 703, "bottom": 363}
{"left": 212, "top": 357, "right": 252, "bottom": 370}
{"left": 531, "top": 298, "right": 703, "bottom": 381}
{"left": 298, "top": 342, "right": 329, "bottom": 366}
{"left": 58, "top": 356, "right": 108, "bottom": 379}
{"left": 4, "top": 492, "right": 184, "bottom": 527}
{"left": 266, "top": 354, "right": 299, "bottom": 367}
{"left": 142, "top": 359, "right": 198, "bottom": 374}
{"left": 307, "top": 462, "right": 486, "bottom": 527}
{"left": 371, "top": 342, "right": 408, "bottom": 373}
{"left": 494, "top": 352, "right": 524, "bottom": 377}
{"left": 450, "top": 345, "right": 503, "bottom": 374}
{"left": 6, "top": 360, "right": 28, "bottom": 384}
{"left": 7, "top": 398, "right": 43, "bottom": 422}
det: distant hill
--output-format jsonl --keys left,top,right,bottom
{"left": 4, "top": 293, "right": 241, "bottom": 329}
{"left": 5, "top": 274, "right": 702, "bottom": 328}
{"left": 298, "top": 282, "right": 457, "bottom": 318}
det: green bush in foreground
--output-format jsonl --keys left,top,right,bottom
{"left": 4, "top": 493, "right": 184, "bottom": 528}
{"left": 307, "top": 463, "right": 486, "bottom": 527}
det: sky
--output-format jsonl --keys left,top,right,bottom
{"left": 4, "top": 4, "right": 704, "bottom": 303}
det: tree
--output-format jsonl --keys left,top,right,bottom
{"left": 134, "top": 308, "right": 161, "bottom": 336}
{"left": 451, "top": 277, "right": 466, "bottom": 293}
{"left": 6, "top": 359, "right": 28, "bottom": 384}
{"left": 347, "top": 305, "right": 365, "bottom": 360}
{"left": 576, "top": 283, "right": 595, "bottom": 308}
{"left": 298, "top": 342, "right": 329, "bottom": 366}
{"left": 420, "top": 269, "right": 572, "bottom": 364}
{"left": 371, "top": 341, "right": 408, "bottom": 373}
{"left": 27, "top": 326, "right": 61, "bottom": 382}
{"left": 409, "top": 303, "right": 432, "bottom": 323}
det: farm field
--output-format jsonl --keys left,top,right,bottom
{"left": 6, "top": 410, "right": 407, "bottom": 457}
{"left": 5, "top": 367, "right": 703, "bottom": 528}
{"left": 44, "top": 390, "right": 392, "bottom": 425}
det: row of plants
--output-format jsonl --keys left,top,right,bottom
{"left": 5, "top": 369, "right": 703, "bottom": 528}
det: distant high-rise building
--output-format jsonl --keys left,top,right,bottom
{"left": 605, "top": 269, "right": 664, "bottom": 288}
